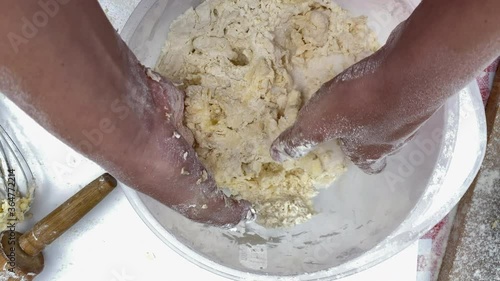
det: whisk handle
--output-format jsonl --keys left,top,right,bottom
{"left": 19, "top": 173, "right": 117, "bottom": 257}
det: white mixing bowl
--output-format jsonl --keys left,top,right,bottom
{"left": 118, "top": 0, "right": 487, "bottom": 279}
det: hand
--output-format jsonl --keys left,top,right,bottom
{"left": 110, "top": 67, "right": 253, "bottom": 227}
{"left": 270, "top": 23, "right": 444, "bottom": 174}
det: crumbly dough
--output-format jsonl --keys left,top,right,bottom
{"left": 0, "top": 193, "right": 32, "bottom": 231}
{"left": 156, "top": 0, "right": 379, "bottom": 227}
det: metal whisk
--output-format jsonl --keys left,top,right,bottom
{"left": 0, "top": 124, "right": 36, "bottom": 228}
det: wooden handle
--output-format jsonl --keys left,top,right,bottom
{"left": 18, "top": 173, "right": 117, "bottom": 257}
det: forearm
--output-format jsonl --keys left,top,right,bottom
{"left": 0, "top": 1, "right": 151, "bottom": 165}
{"left": 384, "top": 0, "right": 500, "bottom": 112}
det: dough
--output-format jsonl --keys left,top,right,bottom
{"left": 0, "top": 194, "right": 32, "bottom": 231}
{"left": 156, "top": 0, "right": 379, "bottom": 227}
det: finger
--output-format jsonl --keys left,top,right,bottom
{"left": 270, "top": 119, "right": 339, "bottom": 163}
{"left": 145, "top": 67, "right": 184, "bottom": 122}
{"left": 270, "top": 95, "right": 343, "bottom": 162}
{"left": 269, "top": 76, "right": 360, "bottom": 163}
{"left": 270, "top": 125, "right": 320, "bottom": 162}
{"left": 184, "top": 186, "right": 255, "bottom": 227}
{"left": 146, "top": 70, "right": 195, "bottom": 145}
{"left": 339, "top": 140, "right": 390, "bottom": 174}
{"left": 147, "top": 128, "right": 253, "bottom": 227}
{"left": 169, "top": 166, "right": 254, "bottom": 227}
{"left": 356, "top": 157, "right": 387, "bottom": 174}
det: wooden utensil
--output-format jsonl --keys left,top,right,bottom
{"left": 0, "top": 173, "right": 117, "bottom": 280}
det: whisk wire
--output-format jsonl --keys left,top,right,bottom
{"left": 0, "top": 124, "right": 35, "bottom": 199}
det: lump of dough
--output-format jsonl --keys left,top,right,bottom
{"left": 156, "top": 0, "right": 379, "bottom": 228}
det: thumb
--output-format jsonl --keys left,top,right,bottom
{"left": 270, "top": 79, "right": 348, "bottom": 162}
{"left": 270, "top": 116, "right": 341, "bottom": 162}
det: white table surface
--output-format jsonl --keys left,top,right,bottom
{"left": 25, "top": 1, "right": 418, "bottom": 280}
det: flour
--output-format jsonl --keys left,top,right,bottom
{"left": 156, "top": 0, "right": 379, "bottom": 227}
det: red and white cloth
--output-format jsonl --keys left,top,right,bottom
{"left": 416, "top": 58, "right": 499, "bottom": 281}
{"left": 477, "top": 59, "right": 500, "bottom": 104}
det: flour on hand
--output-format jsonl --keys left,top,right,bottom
{"left": 156, "top": 0, "right": 379, "bottom": 227}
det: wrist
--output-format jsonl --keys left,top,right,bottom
{"left": 80, "top": 59, "right": 159, "bottom": 168}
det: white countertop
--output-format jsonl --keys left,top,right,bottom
{"left": 21, "top": 1, "right": 418, "bottom": 280}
